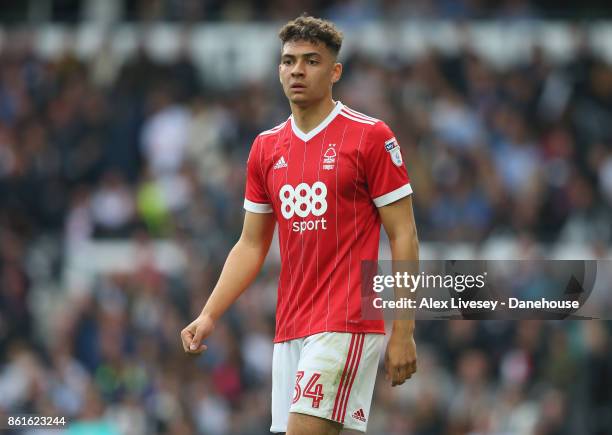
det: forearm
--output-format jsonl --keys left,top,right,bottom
{"left": 389, "top": 230, "right": 419, "bottom": 334}
{"left": 199, "top": 239, "right": 268, "bottom": 321}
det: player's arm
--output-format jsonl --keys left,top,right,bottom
{"left": 180, "top": 211, "right": 276, "bottom": 354}
{"left": 378, "top": 195, "right": 419, "bottom": 386}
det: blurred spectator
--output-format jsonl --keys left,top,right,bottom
{"left": 140, "top": 89, "right": 191, "bottom": 177}
{"left": 90, "top": 171, "right": 136, "bottom": 238}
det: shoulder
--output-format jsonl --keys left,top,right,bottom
{"left": 257, "top": 119, "right": 290, "bottom": 139}
{"left": 339, "top": 105, "right": 395, "bottom": 146}
{"left": 250, "top": 119, "right": 290, "bottom": 156}
{"left": 338, "top": 105, "right": 392, "bottom": 136}
{"left": 247, "top": 118, "right": 287, "bottom": 156}
{"left": 338, "top": 104, "right": 380, "bottom": 126}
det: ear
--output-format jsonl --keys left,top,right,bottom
{"left": 331, "top": 62, "right": 343, "bottom": 84}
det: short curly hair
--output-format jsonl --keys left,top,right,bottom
{"left": 278, "top": 15, "right": 343, "bottom": 57}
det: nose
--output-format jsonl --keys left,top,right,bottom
{"left": 291, "top": 59, "right": 305, "bottom": 77}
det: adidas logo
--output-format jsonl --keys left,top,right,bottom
{"left": 273, "top": 156, "right": 288, "bottom": 169}
{"left": 351, "top": 408, "right": 366, "bottom": 422}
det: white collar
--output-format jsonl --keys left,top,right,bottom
{"left": 290, "top": 101, "right": 343, "bottom": 142}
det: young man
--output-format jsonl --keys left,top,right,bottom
{"left": 181, "top": 16, "right": 418, "bottom": 435}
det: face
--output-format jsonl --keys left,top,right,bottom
{"left": 279, "top": 40, "right": 342, "bottom": 107}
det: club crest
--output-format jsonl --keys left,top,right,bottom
{"left": 322, "top": 144, "right": 336, "bottom": 170}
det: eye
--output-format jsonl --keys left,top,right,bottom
{"left": 282, "top": 59, "right": 293, "bottom": 65}
{"left": 308, "top": 59, "right": 320, "bottom": 65}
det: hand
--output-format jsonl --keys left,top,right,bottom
{"left": 181, "top": 313, "right": 215, "bottom": 354}
{"left": 384, "top": 329, "right": 417, "bottom": 386}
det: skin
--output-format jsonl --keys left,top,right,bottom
{"left": 181, "top": 38, "right": 418, "bottom": 435}
{"left": 279, "top": 39, "right": 342, "bottom": 134}
{"left": 379, "top": 196, "right": 419, "bottom": 388}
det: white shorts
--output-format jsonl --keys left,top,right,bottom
{"left": 270, "top": 332, "right": 384, "bottom": 433}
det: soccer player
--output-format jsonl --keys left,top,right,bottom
{"left": 181, "top": 16, "right": 419, "bottom": 435}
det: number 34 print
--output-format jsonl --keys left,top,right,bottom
{"left": 292, "top": 371, "right": 324, "bottom": 408}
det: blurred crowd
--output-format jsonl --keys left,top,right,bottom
{"left": 0, "top": 19, "right": 612, "bottom": 435}
{"left": 3, "top": 0, "right": 612, "bottom": 23}
{"left": 1, "top": 241, "right": 612, "bottom": 434}
{"left": 1, "top": 33, "right": 612, "bottom": 247}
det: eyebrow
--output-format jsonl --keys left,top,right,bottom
{"left": 281, "top": 52, "right": 322, "bottom": 59}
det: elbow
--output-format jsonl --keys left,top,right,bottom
{"left": 408, "top": 230, "right": 420, "bottom": 259}
{"left": 411, "top": 236, "right": 420, "bottom": 259}
{"left": 389, "top": 225, "right": 419, "bottom": 259}
{"left": 236, "top": 236, "right": 271, "bottom": 261}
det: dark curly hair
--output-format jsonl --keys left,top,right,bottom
{"left": 278, "top": 15, "right": 343, "bottom": 57}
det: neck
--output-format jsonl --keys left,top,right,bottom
{"left": 290, "top": 98, "right": 336, "bottom": 134}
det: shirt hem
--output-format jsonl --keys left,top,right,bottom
{"left": 273, "top": 327, "right": 385, "bottom": 344}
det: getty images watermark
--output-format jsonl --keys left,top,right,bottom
{"left": 360, "top": 260, "right": 609, "bottom": 320}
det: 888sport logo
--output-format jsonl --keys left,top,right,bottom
{"left": 279, "top": 182, "right": 328, "bottom": 233}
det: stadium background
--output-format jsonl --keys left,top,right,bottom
{"left": 1, "top": 0, "right": 612, "bottom": 434}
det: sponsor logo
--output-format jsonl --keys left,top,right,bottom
{"left": 273, "top": 156, "right": 288, "bottom": 169}
{"left": 384, "top": 137, "right": 403, "bottom": 167}
{"left": 351, "top": 408, "right": 366, "bottom": 422}
{"left": 279, "top": 182, "right": 328, "bottom": 233}
{"left": 385, "top": 138, "right": 397, "bottom": 151}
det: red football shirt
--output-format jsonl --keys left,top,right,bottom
{"left": 244, "top": 102, "right": 412, "bottom": 343}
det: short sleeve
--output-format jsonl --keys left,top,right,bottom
{"left": 244, "top": 137, "right": 273, "bottom": 213}
{"left": 364, "top": 121, "right": 412, "bottom": 207}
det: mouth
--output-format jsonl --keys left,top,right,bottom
{"left": 290, "top": 84, "right": 306, "bottom": 90}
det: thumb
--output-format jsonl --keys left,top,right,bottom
{"left": 190, "top": 325, "right": 207, "bottom": 351}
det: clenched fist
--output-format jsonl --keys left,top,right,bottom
{"left": 384, "top": 328, "right": 417, "bottom": 386}
{"left": 181, "top": 314, "right": 215, "bottom": 354}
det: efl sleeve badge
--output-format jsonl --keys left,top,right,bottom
{"left": 384, "top": 137, "right": 403, "bottom": 167}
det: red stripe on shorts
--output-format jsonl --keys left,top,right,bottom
{"left": 339, "top": 333, "right": 365, "bottom": 422}
{"left": 332, "top": 334, "right": 357, "bottom": 421}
